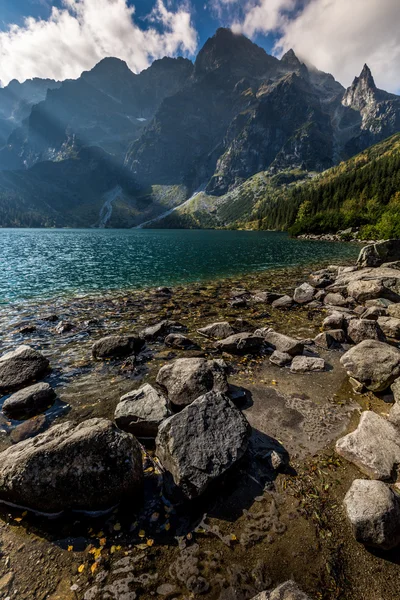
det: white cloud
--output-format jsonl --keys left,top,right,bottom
{"left": 231, "top": 0, "right": 295, "bottom": 38}
{"left": 0, "top": 0, "right": 198, "bottom": 85}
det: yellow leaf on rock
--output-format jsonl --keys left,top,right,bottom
{"left": 90, "top": 563, "right": 98, "bottom": 575}
{"left": 68, "top": 545, "right": 73, "bottom": 552}
{"left": 138, "top": 530, "right": 146, "bottom": 538}
{"left": 78, "top": 564, "right": 85, "bottom": 573}
{"left": 14, "top": 517, "right": 22, "bottom": 523}
{"left": 99, "top": 538, "right": 106, "bottom": 547}
{"left": 147, "top": 539, "right": 154, "bottom": 547}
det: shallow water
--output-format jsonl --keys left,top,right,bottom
{"left": 0, "top": 229, "right": 360, "bottom": 303}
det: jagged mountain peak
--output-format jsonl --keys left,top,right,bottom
{"left": 342, "top": 63, "right": 378, "bottom": 110}
{"left": 359, "top": 63, "right": 375, "bottom": 85}
{"left": 280, "top": 48, "right": 300, "bottom": 65}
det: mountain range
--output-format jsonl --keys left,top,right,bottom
{"left": 0, "top": 27, "right": 399, "bottom": 229}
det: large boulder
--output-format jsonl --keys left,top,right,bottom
{"left": 156, "top": 392, "right": 250, "bottom": 499}
{"left": 0, "top": 346, "right": 50, "bottom": 394}
{"left": 347, "top": 279, "right": 399, "bottom": 303}
{"left": 92, "top": 335, "right": 144, "bottom": 359}
{"left": 346, "top": 319, "right": 386, "bottom": 344}
{"left": 156, "top": 358, "right": 229, "bottom": 408}
{"left": 216, "top": 332, "right": 264, "bottom": 354}
{"left": 141, "top": 320, "right": 186, "bottom": 341}
{"left": 340, "top": 340, "right": 400, "bottom": 392}
{"left": 377, "top": 317, "right": 400, "bottom": 339}
{"left": 344, "top": 479, "right": 400, "bottom": 550}
{"left": 0, "top": 418, "right": 143, "bottom": 513}
{"left": 357, "top": 239, "right": 400, "bottom": 268}
{"left": 114, "top": 384, "right": 170, "bottom": 438}
{"left": 2, "top": 382, "right": 56, "bottom": 420}
{"left": 336, "top": 411, "right": 400, "bottom": 479}
{"left": 293, "top": 283, "right": 315, "bottom": 304}
{"left": 197, "top": 322, "right": 235, "bottom": 340}
{"left": 252, "top": 581, "right": 312, "bottom": 600}
{"left": 255, "top": 329, "right": 304, "bottom": 356}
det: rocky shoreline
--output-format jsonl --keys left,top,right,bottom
{"left": 1, "top": 240, "right": 400, "bottom": 599}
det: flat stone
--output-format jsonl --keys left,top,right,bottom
{"left": 2, "top": 382, "right": 56, "bottom": 420}
{"left": 365, "top": 298, "right": 394, "bottom": 309}
{"left": 197, "top": 322, "right": 235, "bottom": 340}
{"left": 344, "top": 479, "right": 400, "bottom": 550}
{"left": 271, "top": 295, "right": 293, "bottom": 309}
{"left": 336, "top": 411, "right": 400, "bottom": 479}
{"left": 156, "top": 392, "right": 250, "bottom": 499}
{"left": 255, "top": 328, "right": 304, "bottom": 356}
{"left": 156, "top": 357, "right": 229, "bottom": 408}
{"left": 0, "top": 346, "right": 50, "bottom": 394}
{"left": 290, "top": 356, "right": 325, "bottom": 373}
{"left": 92, "top": 335, "right": 144, "bottom": 359}
{"left": 216, "top": 332, "right": 264, "bottom": 354}
{"left": 340, "top": 340, "right": 400, "bottom": 392}
{"left": 114, "top": 384, "right": 170, "bottom": 438}
{"left": 347, "top": 279, "right": 397, "bottom": 303}
{"left": 293, "top": 283, "right": 316, "bottom": 304}
{"left": 346, "top": 319, "right": 386, "bottom": 344}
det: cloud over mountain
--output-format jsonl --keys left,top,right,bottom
{"left": 0, "top": 0, "right": 197, "bottom": 85}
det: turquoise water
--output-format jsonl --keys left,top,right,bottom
{"left": 0, "top": 229, "right": 360, "bottom": 303}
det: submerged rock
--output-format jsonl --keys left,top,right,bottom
{"left": 141, "top": 320, "right": 186, "bottom": 341}
{"left": 156, "top": 358, "right": 229, "bottom": 408}
{"left": 336, "top": 411, "right": 400, "bottom": 480}
{"left": 340, "top": 340, "right": 400, "bottom": 392}
{"left": 92, "top": 335, "right": 144, "bottom": 359}
{"left": 256, "top": 329, "right": 304, "bottom": 356}
{"left": 344, "top": 479, "right": 400, "bottom": 550}
{"left": 0, "top": 346, "right": 50, "bottom": 394}
{"left": 197, "top": 321, "right": 235, "bottom": 340}
{"left": 156, "top": 391, "right": 250, "bottom": 499}
{"left": 0, "top": 418, "right": 143, "bottom": 513}
{"left": 2, "top": 382, "right": 56, "bottom": 420}
{"left": 216, "top": 332, "right": 264, "bottom": 354}
{"left": 251, "top": 291, "right": 282, "bottom": 304}
{"left": 114, "top": 384, "right": 170, "bottom": 438}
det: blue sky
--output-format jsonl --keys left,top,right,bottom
{"left": 0, "top": 0, "right": 399, "bottom": 93}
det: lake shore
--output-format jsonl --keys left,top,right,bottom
{"left": 1, "top": 249, "right": 400, "bottom": 600}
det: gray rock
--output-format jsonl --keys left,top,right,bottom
{"left": 2, "top": 382, "right": 56, "bottom": 420}
{"left": 0, "top": 418, "right": 143, "bottom": 513}
{"left": 322, "top": 312, "right": 345, "bottom": 330}
{"left": 251, "top": 291, "right": 282, "bottom": 304}
{"left": 361, "top": 306, "right": 388, "bottom": 320}
{"left": 114, "top": 384, "right": 170, "bottom": 438}
{"left": 382, "top": 261, "right": 400, "bottom": 271}
{"left": 251, "top": 580, "right": 312, "bottom": 599}
{"left": 156, "top": 358, "right": 229, "bottom": 408}
{"left": 378, "top": 317, "right": 400, "bottom": 339}
{"left": 324, "top": 292, "right": 348, "bottom": 307}
{"left": 141, "top": 320, "right": 186, "bottom": 341}
{"left": 92, "top": 335, "right": 144, "bottom": 359}
{"left": 255, "top": 328, "right": 304, "bottom": 356}
{"left": 271, "top": 295, "right": 293, "bottom": 309}
{"left": 389, "top": 379, "right": 400, "bottom": 425}
{"left": 336, "top": 411, "right": 400, "bottom": 479}
{"left": 347, "top": 279, "right": 398, "bottom": 303}
{"left": 0, "top": 346, "right": 50, "bottom": 394}
{"left": 340, "top": 340, "right": 400, "bottom": 392}
{"left": 197, "top": 322, "right": 235, "bottom": 340}
{"left": 55, "top": 321, "right": 74, "bottom": 334}
{"left": 293, "top": 283, "right": 316, "bottom": 304}
{"left": 290, "top": 356, "right": 325, "bottom": 373}
{"left": 344, "top": 479, "right": 400, "bottom": 550}
{"left": 388, "top": 304, "right": 400, "bottom": 319}
{"left": 216, "top": 332, "right": 264, "bottom": 354}
{"left": 392, "top": 378, "right": 400, "bottom": 402}
{"left": 357, "top": 239, "right": 400, "bottom": 268}
{"left": 314, "top": 330, "right": 345, "bottom": 349}
{"left": 156, "top": 392, "right": 250, "bottom": 499}
{"left": 164, "top": 333, "right": 196, "bottom": 349}
{"left": 347, "top": 319, "right": 386, "bottom": 344}
{"left": 269, "top": 351, "right": 292, "bottom": 367}
{"left": 365, "top": 298, "right": 394, "bottom": 309}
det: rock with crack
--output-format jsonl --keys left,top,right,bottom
{"left": 346, "top": 319, "right": 386, "bottom": 344}
{"left": 156, "top": 357, "right": 229, "bottom": 408}
{"left": 114, "top": 384, "right": 170, "bottom": 438}
{"left": 336, "top": 411, "right": 400, "bottom": 480}
{"left": 140, "top": 320, "right": 187, "bottom": 341}
{"left": 0, "top": 346, "right": 50, "bottom": 394}
{"left": 156, "top": 391, "right": 250, "bottom": 499}
{"left": 251, "top": 580, "right": 313, "bottom": 599}
{"left": 340, "top": 340, "right": 400, "bottom": 392}
{"left": 293, "top": 283, "right": 316, "bottom": 305}
{"left": 255, "top": 328, "right": 304, "bottom": 356}
{"left": 0, "top": 418, "right": 143, "bottom": 513}
{"left": 2, "top": 382, "right": 56, "bottom": 420}
{"left": 344, "top": 479, "right": 400, "bottom": 550}
{"left": 216, "top": 332, "right": 264, "bottom": 354}
{"left": 92, "top": 335, "right": 144, "bottom": 359}
{"left": 290, "top": 356, "right": 325, "bottom": 373}
{"left": 197, "top": 321, "right": 235, "bottom": 340}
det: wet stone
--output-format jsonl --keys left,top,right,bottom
{"left": 2, "top": 382, "right": 56, "bottom": 420}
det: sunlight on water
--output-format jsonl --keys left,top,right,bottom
{"left": 0, "top": 229, "right": 360, "bottom": 303}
